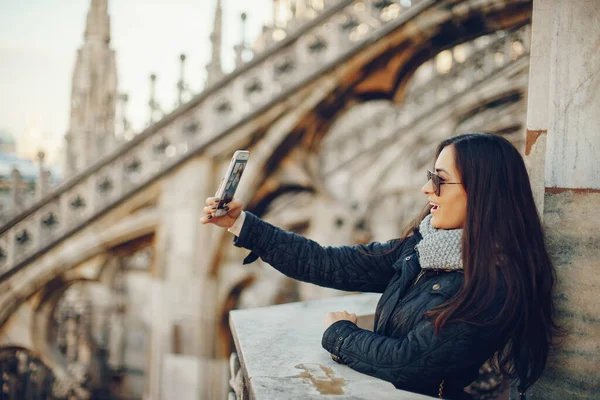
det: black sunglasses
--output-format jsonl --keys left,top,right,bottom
{"left": 427, "top": 170, "right": 462, "bottom": 196}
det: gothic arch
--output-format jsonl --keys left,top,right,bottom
{"left": 217, "top": 276, "right": 256, "bottom": 359}
{"left": 311, "top": 27, "right": 531, "bottom": 238}
{"left": 0, "top": 207, "right": 158, "bottom": 328}
{"left": 246, "top": 2, "right": 532, "bottom": 215}
{"left": 30, "top": 247, "right": 151, "bottom": 400}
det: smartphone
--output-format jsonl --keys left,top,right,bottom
{"left": 213, "top": 150, "right": 250, "bottom": 217}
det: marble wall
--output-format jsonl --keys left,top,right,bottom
{"left": 525, "top": 0, "right": 600, "bottom": 398}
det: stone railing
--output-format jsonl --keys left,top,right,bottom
{"left": 321, "top": 25, "right": 531, "bottom": 175}
{"left": 0, "top": 0, "right": 437, "bottom": 279}
{"left": 0, "top": 153, "right": 58, "bottom": 225}
{"left": 228, "top": 293, "right": 435, "bottom": 399}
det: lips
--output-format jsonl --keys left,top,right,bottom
{"left": 430, "top": 202, "right": 440, "bottom": 212}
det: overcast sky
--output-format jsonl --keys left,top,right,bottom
{"left": 0, "top": 0, "right": 272, "bottom": 162}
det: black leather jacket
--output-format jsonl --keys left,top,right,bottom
{"left": 233, "top": 212, "right": 510, "bottom": 399}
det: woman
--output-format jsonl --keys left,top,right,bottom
{"left": 201, "top": 133, "right": 560, "bottom": 399}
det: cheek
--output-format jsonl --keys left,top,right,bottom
{"left": 452, "top": 194, "right": 468, "bottom": 225}
{"left": 456, "top": 198, "right": 467, "bottom": 223}
{"left": 433, "top": 192, "right": 467, "bottom": 229}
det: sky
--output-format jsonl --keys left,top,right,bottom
{"left": 0, "top": 0, "right": 272, "bottom": 165}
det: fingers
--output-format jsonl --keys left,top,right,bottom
{"left": 342, "top": 311, "right": 357, "bottom": 321}
{"left": 201, "top": 199, "right": 240, "bottom": 215}
{"left": 201, "top": 198, "right": 219, "bottom": 224}
{"left": 334, "top": 310, "right": 356, "bottom": 316}
{"left": 204, "top": 197, "right": 241, "bottom": 208}
{"left": 202, "top": 204, "right": 218, "bottom": 214}
{"left": 200, "top": 215, "right": 213, "bottom": 224}
{"left": 200, "top": 203, "right": 216, "bottom": 223}
{"left": 324, "top": 312, "right": 335, "bottom": 329}
{"left": 226, "top": 198, "right": 243, "bottom": 211}
{"left": 201, "top": 197, "right": 243, "bottom": 226}
{"left": 324, "top": 311, "right": 358, "bottom": 329}
{"left": 205, "top": 197, "right": 220, "bottom": 206}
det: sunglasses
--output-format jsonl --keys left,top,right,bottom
{"left": 427, "top": 170, "right": 462, "bottom": 196}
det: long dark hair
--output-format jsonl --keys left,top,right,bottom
{"left": 401, "top": 133, "right": 560, "bottom": 391}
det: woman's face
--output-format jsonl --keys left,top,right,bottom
{"left": 421, "top": 145, "right": 468, "bottom": 229}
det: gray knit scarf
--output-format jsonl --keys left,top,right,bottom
{"left": 415, "top": 214, "right": 463, "bottom": 270}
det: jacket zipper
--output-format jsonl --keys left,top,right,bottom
{"left": 380, "top": 268, "right": 426, "bottom": 334}
{"left": 411, "top": 269, "right": 427, "bottom": 287}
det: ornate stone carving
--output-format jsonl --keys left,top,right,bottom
{"left": 229, "top": 352, "right": 247, "bottom": 400}
{"left": 0, "top": 0, "right": 531, "bottom": 297}
{"left": 0, "top": 347, "right": 58, "bottom": 399}
{"left": 52, "top": 377, "right": 71, "bottom": 398}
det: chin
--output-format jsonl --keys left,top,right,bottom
{"left": 430, "top": 216, "right": 443, "bottom": 229}
{"left": 432, "top": 215, "right": 463, "bottom": 230}
{"left": 431, "top": 216, "right": 453, "bottom": 230}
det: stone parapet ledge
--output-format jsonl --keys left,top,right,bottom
{"left": 229, "top": 293, "right": 435, "bottom": 399}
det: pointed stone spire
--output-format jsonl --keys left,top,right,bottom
{"left": 177, "top": 54, "right": 188, "bottom": 106}
{"left": 65, "top": 0, "right": 117, "bottom": 177}
{"left": 10, "top": 167, "right": 22, "bottom": 215}
{"left": 292, "top": 0, "right": 301, "bottom": 20}
{"left": 234, "top": 13, "right": 248, "bottom": 68}
{"left": 118, "top": 93, "right": 132, "bottom": 140}
{"left": 149, "top": 74, "right": 157, "bottom": 125}
{"left": 148, "top": 74, "right": 163, "bottom": 125}
{"left": 85, "top": 0, "right": 110, "bottom": 43}
{"left": 206, "top": 0, "right": 224, "bottom": 86}
{"left": 35, "top": 151, "right": 47, "bottom": 200}
{"left": 273, "top": 0, "right": 280, "bottom": 27}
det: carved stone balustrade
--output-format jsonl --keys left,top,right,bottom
{"left": 0, "top": 0, "right": 434, "bottom": 281}
{"left": 0, "top": 0, "right": 531, "bottom": 283}
{"left": 228, "top": 293, "right": 435, "bottom": 399}
{"left": 321, "top": 25, "right": 532, "bottom": 175}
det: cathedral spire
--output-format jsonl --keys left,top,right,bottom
{"left": 66, "top": 0, "right": 117, "bottom": 177}
{"left": 206, "top": 0, "right": 224, "bottom": 85}
{"left": 234, "top": 13, "right": 248, "bottom": 68}
{"left": 85, "top": 0, "right": 110, "bottom": 43}
{"left": 273, "top": 0, "right": 279, "bottom": 26}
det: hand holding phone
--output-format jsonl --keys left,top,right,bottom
{"left": 201, "top": 197, "right": 243, "bottom": 227}
{"left": 213, "top": 150, "right": 249, "bottom": 217}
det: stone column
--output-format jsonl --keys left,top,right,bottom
{"left": 299, "top": 197, "right": 355, "bottom": 301}
{"left": 148, "top": 157, "right": 228, "bottom": 400}
{"left": 35, "top": 151, "right": 47, "bottom": 201}
{"left": 524, "top": 1, "right": 600, "bottom": 399}
{"left": 65, "top": 133, "right": 76, "bottom": 179}
{"left": 10, "top": 167, "right": 21, "bottom": 215}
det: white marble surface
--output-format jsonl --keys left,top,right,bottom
{"left": 543, "top": 0, "right": 600, "bottom": 188}
{"left": 230, "top": 293, "right": 435, "bottom": 399}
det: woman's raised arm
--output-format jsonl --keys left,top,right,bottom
{"left": 232, "top": 211, "right": 405, "bottom": 293}
{"left": 201, "top": 197, "right": 407, "bottom": 293}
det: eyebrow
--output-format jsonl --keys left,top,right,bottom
{"left": 435, "top": 168, "right": 451, "bottom": 176}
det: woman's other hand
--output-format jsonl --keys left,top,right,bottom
{"left": 324, "top": 311, "right": 357, "bottom": 330}
{"left": 200, "top": 197, "right": 243, "bottom": 228}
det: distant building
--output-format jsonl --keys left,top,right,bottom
{"left": 0, "top": 153, "right": 37, "bottom": 183}
{"left": 0, "top": 130, "right": 16, "bottom": 154}
{"left": 0, "top": 147, "right": 62, "bottom": 220}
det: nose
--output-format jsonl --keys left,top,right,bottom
{"left": 422, "top": 178, "right": 434, "bottom": 195}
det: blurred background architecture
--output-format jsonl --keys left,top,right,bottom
{"left": 0, "top": 0, "right": 597, "bottom": 399}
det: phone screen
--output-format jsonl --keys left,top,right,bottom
{"left": 219, "top": 159, "right": 247, "bottom": 207}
